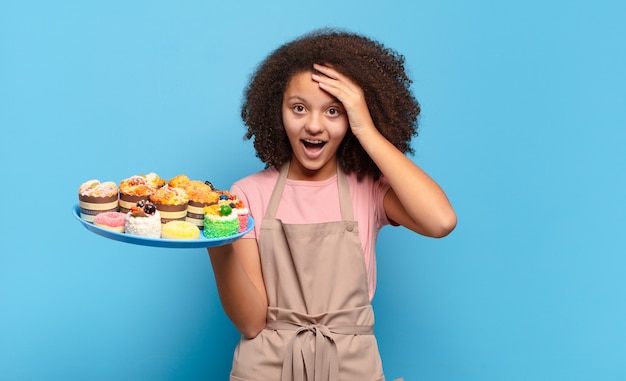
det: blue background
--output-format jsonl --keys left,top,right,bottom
{"left": 1, "top": 0, "right": 625, "bottom": 380}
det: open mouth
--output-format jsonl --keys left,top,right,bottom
{"left": 302, "top": 139, "right": 326, "bottom": 150}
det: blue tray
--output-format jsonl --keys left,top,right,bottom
{"left": 73, "top": 205, "right": 254, "bottom": 248}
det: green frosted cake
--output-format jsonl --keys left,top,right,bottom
{"left": 203, "top": 204, "right": 239, "bottom": 238}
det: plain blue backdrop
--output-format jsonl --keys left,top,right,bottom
{"left": 1, "top": 0, "right": 625, "bottom": 380}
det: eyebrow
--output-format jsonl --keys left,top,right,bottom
{"left": 284, "top": 95, "right": 343, "bottom": 108}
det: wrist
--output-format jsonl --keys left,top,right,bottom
{"left": 353, "top": 123, "right": 384, "bottom": 147}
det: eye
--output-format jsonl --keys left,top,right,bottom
{"left": 292, "top": 104, "right": 306, "bottom": 114}
{"left": 326, "top": 107, "right": 342, "bottom": 117}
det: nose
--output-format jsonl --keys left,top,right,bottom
{"left": 305, "top": 112, "right": 324, "bottom": 134}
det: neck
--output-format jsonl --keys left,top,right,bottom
{"left": 286, "top": 158, "right": 338, "bottom": 181}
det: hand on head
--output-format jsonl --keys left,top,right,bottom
{"left": 311, "top": 64, "right": 376, "bottom": 139}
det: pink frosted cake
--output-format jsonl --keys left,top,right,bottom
{"left": 232, "top": 200, "right": 249, "bottom": 233}
{"left": 94, "top": 211, "right": 126, "bottom": 233}
{"left": 78, "top": 180, "right": 119, "bottom": 222}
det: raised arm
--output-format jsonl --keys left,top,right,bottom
{"left": 207, "top": 238, "right": 268, "bottom": 338}
{"left": 312, "top": 64, "right": 457, "bottom": 238}
{"left": 359, "top": 128, "right": 457, "bottom": 237}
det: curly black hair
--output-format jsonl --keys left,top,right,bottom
{"left": 241, "top": 28, "right": 420, "bottom": 179}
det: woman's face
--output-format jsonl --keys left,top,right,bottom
{"left": 281, "top": 71, "right": 349, "bottom": 181}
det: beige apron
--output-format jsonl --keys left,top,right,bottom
{"left": 229, "top": 163, "right": 385, "bottom": 381}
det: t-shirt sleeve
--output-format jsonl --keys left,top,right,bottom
{"left": 229, "top": 168, "right": 278, "bottom": 240}
{"left": 373, "top": 176, "right": 398, "bottom": 227}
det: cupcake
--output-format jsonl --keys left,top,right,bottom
{"left": 125, "top": 200, "right": 161, "bottom": 238}
{"left": 149, "top": 185, "right": 189, "bottom": 224}
{"left": 118, "top": 173, "right": 165, "bottom": 213}
{"left": 168, "top": 174, "right": 192, "bottom": 189}
{"left": 78, "top": 180, "right": 119, "bottom": 222}
{"left": 184, "top": 180, "right": 219, "bottom": 230}
{"left": 203, "top": 204, "right": 239, "bottom": 238}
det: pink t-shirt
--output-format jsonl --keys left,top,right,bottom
{"left": 230, "top": 167, "right": 392, "bottom": 300}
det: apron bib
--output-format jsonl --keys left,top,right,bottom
{"left": 229, "top": 164, "right": 385, "bottom": 381}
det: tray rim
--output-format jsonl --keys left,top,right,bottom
{"left": 73, "top": 204, "right": 254, "bottom": 248}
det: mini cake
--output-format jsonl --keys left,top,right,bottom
{"left": 78, "top": 180, "right": 119, "bottom": 222}
{"left": 232, "top": 200, "right": 249, "bottom": 233}
{"left": 161, "top": 220, "right": 201, "bottom": 240}
{"left": 118, "top": 173, "right": 165, "bottom": 213}
{"left": 125, "top": 200, "right": 161, "bottom": 238}
{"left": 168, "top": 174, "right": 192, "bottom": 189}
{"left": 149, "top": 185, "right": 189, "bottom": 224}
{"left": 184, "top": 180, "right": 219, "bottom": 230}
{"left": 216, "top": 191, "right": 248, "bottom": 233}
{"left": 217, "top": 190, "right": 235, "bottom": 202}
{"left": 203, "top": 204, "right": 239, "bottom": 239}
{"left": 94, "top": 211, "right": 126, "bottom": 233}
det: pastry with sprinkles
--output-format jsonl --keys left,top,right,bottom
{"left": 118, "top": 173, "right": 165, "bottom": 213}
{"left": 149, "top": 185, "right": 189, "bottom": 224}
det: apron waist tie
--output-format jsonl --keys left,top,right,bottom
{"left": 266, "top": 320, "right": 374, "bottom": 381}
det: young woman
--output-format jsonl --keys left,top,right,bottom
{"left": 208, "top": 28, "right": 457, "bottom": 381}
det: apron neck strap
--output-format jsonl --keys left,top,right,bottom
{"left": 265, "top": 162, "right": 354, "bottom": 221}
{"left": 336, "top": 165, "right": 354, "bottom": 221}
{"left": 264, "top": 163, "right": 289, "bottom": 220}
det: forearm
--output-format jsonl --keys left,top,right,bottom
{"left": 311, "top": 64, "right": 456, "bottom": 236}
{"left": 207, "top": 240, "right": 268, "bottom": 338}
{"left": 357, "top": 127, "right": 457, "bottom": 237}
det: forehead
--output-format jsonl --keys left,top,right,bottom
{"left": 283, "top": 71, "right": 338, "bottom": 104}
{"left": 285, "top": 71, "right": 314, "bottom": 89}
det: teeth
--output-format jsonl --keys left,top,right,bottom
{"left": 303, "top": 139, "right": 324, "bottom": 145}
